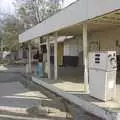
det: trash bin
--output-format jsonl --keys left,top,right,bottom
{"left": 36, "top": 62, "right": 44, "bottom": 77}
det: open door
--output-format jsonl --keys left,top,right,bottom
{"left": 58, "top": 43, "right": 64, "bottom": 66}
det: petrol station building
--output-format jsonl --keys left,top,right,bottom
{"left": 19, "top": 0, "right": 120, "bottom": 119}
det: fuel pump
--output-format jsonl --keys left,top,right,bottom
{"left": 89, "top": 51, "right": 117, "bottom": 101}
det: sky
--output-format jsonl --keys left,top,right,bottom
{"left": 0, "top": 0, "right": 76, "bottom": 14}
{"left": 63, "top": 0, "right": 76, "bottom": 8}
{"left": 0, "top": 0, "right": 15, "bottom": 14}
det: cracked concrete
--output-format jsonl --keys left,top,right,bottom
{"left": 0, "top": 72, "right": 68, "bottom": 120}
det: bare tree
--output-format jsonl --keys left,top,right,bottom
{"left": 14, "top": 0, "right": 64, "bottom": 29}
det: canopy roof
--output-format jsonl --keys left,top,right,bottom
{"left": 19, "top": 0, "right": 120, "bottom": 43}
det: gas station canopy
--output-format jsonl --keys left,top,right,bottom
{"left": 19, "top": 0, "right": 120, "bottom": 43}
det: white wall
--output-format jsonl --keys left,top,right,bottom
{"left": 64, "top": 37, "right": 82, "bottom": 56}
{"left": 64, "top": 27, "right": 120, "bottom": 57}
{"left": 91, "top": 27, "right": 120, "bottom": 55}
